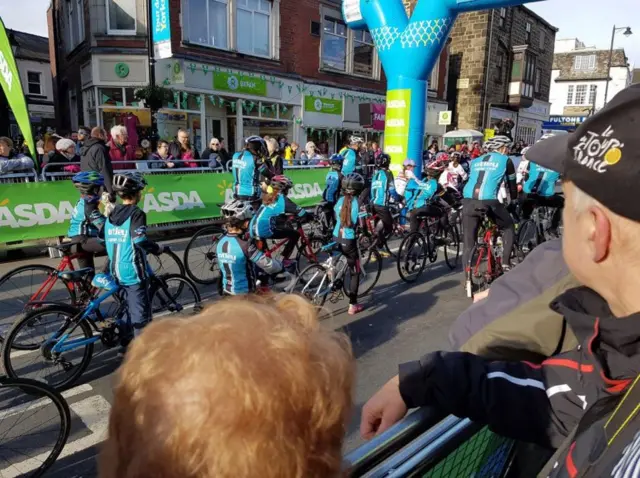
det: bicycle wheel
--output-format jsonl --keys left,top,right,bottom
{"left": 345, "top": 248, "right": 382, "bottom": 298}
{"left": 183, "top": 226, "right": 224, "bottom": 285}
{"left": 148, "top": 249, "right": 185, "bottom": 277}
{"left": 443, "top": 225, "right": 461, "bottom": 270}
{"left": 150, "top": 274, "right": 203, "bottom": 318}
{"left": 292, "top": 264, "right": 330, "bottom": 307}
{"left": 2, "top": 305, "right": 94, "bottom": 391}
{"left": 295, "top": 233, "right": 329, "bottom": 273}
{"left": 396, "top": 233, "right": 428, "bottom": 283}
{"left": 467, "top": 244, "right": 492, "bottom": 294}
{"left": 0, "top": 265, "right": 74, "bottom": 344}
{"left": 0, "top": 376, "right": 71, "bottom": 478}
{"left": 516, "top": 219, "right": 538, "bottom": 258}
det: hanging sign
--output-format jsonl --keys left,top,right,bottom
{"left": 213, "top": 72, "right": 267, "bottom": 96}
{"left": 303, "top": 95, "right": 342, "bottom": 115}
{"left": 438, "top": 111, "right": 452, "bottom": 125}
{"left": 151, "top": 0, "right": 172, "bottom": 59}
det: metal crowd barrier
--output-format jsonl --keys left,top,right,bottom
{"left": 344, "top": 408, "right": 516, "bottom": 478}
{"left": 0, "top": 168, "right": 39, "bottom": 184}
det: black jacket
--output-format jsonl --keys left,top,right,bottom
{"left": 80, "top": 138, "right": 114, "bottom": 196}
{"left": 168, "top": 141, "right": 200, "bottom": 160}
{"left": 270, "top": 153, "right": 284, "bottom": 175}
{"left": 399, "top": 287, "right": 640, "bottom": 477}
{"left": 46, "top": 151, "right": 79, "bottom": 173}
{"left": 201, "top": 148, "right": 222, "bottom": 169}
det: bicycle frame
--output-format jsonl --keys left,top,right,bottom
{"left": 472, "top": 224, "right": 500, "bottom": 279}
{"left": 264, "top": 222, "right": 318, "bottom": 262}
{"left": 28, "top": 253, "right": 81, "bottom": 304}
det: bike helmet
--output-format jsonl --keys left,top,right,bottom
{"left": 484, "top": 135, "right": 513, "bottom": 152}
{"left": 374, "top": 153, "right": 391, "bottom": 169}
{"left": 349, "top": 135, "right": 364, "bottom": 145}
{"left": 329, "top": 154, "right": 344, "bottom": 170}
{"left": 520, "top": 146, "right": 530, "bottom": 157}
{"left": 269, "top": 175, "right": 293, "bottom": 193}
{"left": 341, "top": 172, "right": 365, "bottom": 195}
{"left": 72, "top": 171, "right": 104, "bottom": 195}
{"left": 538, "top": 133, "right": 556, "bottom": 142}
{"left": 112, "top": 171, "right": 147, "bottom": 196}
{"left": 426, "top": 167, "right": 444, "bottom": 177}
{"left": 221, "top": 199, "right": 255, "bottom": 223}
{"left": 245, "top": 135, "right": 268, "bottom": 158}
{"left": 403, "top": 158, "right": 416, "bottom": 168}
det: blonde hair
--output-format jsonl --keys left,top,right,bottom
{"left": 100, "top": 294, "right": 354, "bottom": 478}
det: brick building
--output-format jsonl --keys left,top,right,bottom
{"left": 546, "top": 38, "right": 632, "bottom": 132}
{"left": 446, "top": 6, "right": 557, "bottom": 144}
{"left": 48, "top": 0, "right": 450, "bottom": 154}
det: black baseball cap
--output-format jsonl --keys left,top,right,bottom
{"left": 526, "top": 84, "right": 640, "bottom": 221}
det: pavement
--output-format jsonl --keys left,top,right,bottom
{"left": 0, "top": 235, "right": 469, "bottom": 477}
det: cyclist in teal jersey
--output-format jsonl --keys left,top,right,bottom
{"left": 461, "top": 135, "right": 518, "bottom": 273}
{"left": 521, "top": 159, "right": 564, "bottom": 235}
{"left": 370, "top": 153, "right": 402, "bottom": 249}
{"left": 341, "top": 135, "right": 363, "bottom": 176}
{"left": 318, "top": 154, "right": 344, "bottom": 235}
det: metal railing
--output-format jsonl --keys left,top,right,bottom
{"left": 344, "top": 407, "right": 516, "bottom": 478}
{"left": 0, "top": 168, "right": 39, "bottom": 184}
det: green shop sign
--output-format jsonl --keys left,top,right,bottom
{"left": 304, "top": 95, "right": 342, "bottom": 115}
{"left": 0, "top": 169, "right": 329, "bottom": 243}
{"left": 213, "top": 72, "right": 267, "bottom": 96}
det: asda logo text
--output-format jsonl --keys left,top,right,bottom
{"left": 223, "top": 183, "right": 323, "bottom": 202}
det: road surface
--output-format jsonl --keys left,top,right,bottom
{"left": 0, "top": 236, "right": 469, "bottom": 477}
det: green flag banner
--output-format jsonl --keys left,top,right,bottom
{"left": 0, "top": 169, "right": 329, "bottom": 243}
{"left": 0, "top": 18, "right": 36, "bottom": 161}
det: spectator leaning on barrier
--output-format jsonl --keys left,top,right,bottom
{"left": 360, "top": 84, "right": 640, "bottom": 478}
{"left": 217, "top": 138, "right": 231, "bottom": 169}
{"left": 45, "top": 138, "right": 80, "bottom": 173}
{"left": 169, "top": 128, "right": 200, "bottom": 168}
{"left": 267, "top": 137, "right": 284, "bottom": 175}
{"left": 201, "top": 137, "right": 222, "bottom": 169}
{"left": 149, "top": 140, "right": 178, "bottom": 169}
{"left": 100, "top": 294, "right": 354, "bottom": 478}
{"left": 107, "top": 125, "right": 137, "bottom": 170}
{"left": 0, "top": 136, "right": 34, "bottom": 175}
{"left": 81, "top": 127, "right": 115, "bottom": 202}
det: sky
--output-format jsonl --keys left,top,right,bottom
{"left": 0, "top": 0, "right": 637, "bottom": 66}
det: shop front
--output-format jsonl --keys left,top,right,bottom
{"left": 542, "top": 115, "right": 587, "bottom": 134}
{"left": 516, "top": 100, "right": 550, "bottom": 145}
{"left": 488, "top": 107, "right": 518, "bottom": 129}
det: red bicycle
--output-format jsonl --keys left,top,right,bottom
{"left": 360, "top": 202, "right": 407, "bottom": 256}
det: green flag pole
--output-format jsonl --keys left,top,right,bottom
{"left": 0, "top": 17, "right": 36, "bottom": 166}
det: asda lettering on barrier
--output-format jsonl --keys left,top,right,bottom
{"left": 224, "top": 182, "right": 323, "bottom": 203}
{"left": 142, "top": 191, "right": 205, "bottom": 212}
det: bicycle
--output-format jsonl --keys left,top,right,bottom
{"left": 0, "top": 242, "right": 185, "bottom": 343}
{"left": 396, "top": 206, "right": 461, "bottom": 283}
{"left": 1, "top": 262, "right": 202, "bottom": 391}
{"left": 0, "top": 376, "right": 71, "bottom": 477}
{"left": 359, "top": 202, "right": 407, "bottom": 256}
{"left": 292, "top": 241, "right": 382, "bottom": 307}
{"left": 464, "top": 208, "right": 518, "bottom": 299}
{"left": 516, "top": 203, "right": 562, "bottom": 258}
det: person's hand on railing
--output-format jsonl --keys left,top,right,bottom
{"left": 360, "top": 375, "right": 408, "bottom": 440}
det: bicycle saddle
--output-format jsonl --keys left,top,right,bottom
{"left": 54, "top": 242, "right": 78, "bottom": 253}
{"left": 58, "top": 267, "right": 94, "bottom": 283}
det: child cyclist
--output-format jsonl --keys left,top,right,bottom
{"left": 334, "top": 173, "right": 366, "bottom": 316}
{"left": 103, "top": 172, "right": 168, "bottom": 347}
{"left": 217, "top": 200, "right": 284, "bottom": 296}
{"left": 405, "top": 166, "right": 451, "bottom": 237}
{"left": 69, "top": 171, "right": 107, "bottom": 271}
{"left": 370, "top": 153, "right": 402, "bottom": 251}
{"left": 318, "top": 154, "right": 344, "bottom": 235}
{"left": 249, "top": 175, "right": 308, "bottom": 264}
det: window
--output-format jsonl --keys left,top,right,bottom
{"left": 498, "top": 8, "right": 506, "bottom": 28}
{"left": 534, "top": 68, "right": 541, "bottom": 93}
{"left": 107, "top": 0, "right": 137, "bottom": 34}
{"left": 588, "top": 85, "right": 597, "bottom": 106}
{"left": 539, "top": 30, "right": 545, "bottom": 50}
{"left": 236, "top": 0, "right": 271, "bottom": 56}
{"left": 574, "top": 55, "right": 596, "bottom": 71}
{"left": 567, "top": 85, "right": 574, "bottom": 105}
{"left": 76, "top": 0, "right": 85, "bottom": 43}
{"left": 525, "top": 22, "right": 531, "bottom": 44}
{"left": 322, "top": 16, "right": 347, "bottom": 71}
{"left": 187, "top": 0, "right": 228, "bottom": 49}
{"left": 27, "top": 71, "right": 42, "bottom": 95}
{"left": 427, "top": 60, "right": 439, "bottom": 90}
{"left": 353, "top": 30, "right": 374, "bottom": 76}
{"left": 575, "top": 84, "right": 587, "bottom": 105}
{"left": 495, "top": 51, "right": 505, "bottom": 84}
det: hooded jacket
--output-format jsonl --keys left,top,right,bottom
{"left": 399, "top": 287, "right": 640, "bottom": 478}
{"left": 107, "top": 140, "right": 136, "bottom": 170}
{"left": 80, "top": 138, "right": 114, "bottom": 196}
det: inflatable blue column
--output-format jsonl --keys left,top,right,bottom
{"left": 342, "top": 0, "right": 542, "bottom": 173}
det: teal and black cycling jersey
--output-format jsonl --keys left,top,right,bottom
{"left": 68, "top": 197, "right": 105, "bottom": 238}
{"left": 323, "top": 170, "right": 342, "bottom": 203}
{"left": 333, "top": 196, "right": 361, "bottom": 240}
{"left": 341, "top": 148, "right": 358, "bottom": 176}
{"left": 405, "top": 178, "right": 440, "bottom": 210}
{"left": 463, "top": 152, "right": 517, "bottom": 201}
{"left": 249, "top": 194, "right": 305, "bottom": 239}
{"left": 231, "top": 150, "right": 271, "bottom": 199}
{"left": 523, "top": 161, "right": 561, "bottom": 197}
{"left": 370, "top": 169, "right": 400, "bottom": 207}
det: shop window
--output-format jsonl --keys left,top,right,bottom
{"left": 125, "top": 88, "right": 139, "bottom": 107}
{"left": 321, "top": 16, "right": 347, "bottom": 71}
{"left": 99, "top": 87, "right": 125, "bottom": 106}
{"left": 27, "top": 72, "right": 42, "bottom": 96}
{"left": 353, "top": 30, "right": 374, "bottom": 77}
{"left": 261, "top": 102, "right": 278, "bottom": 119}
{"left": 107, "top": 0, "right": 137, "bottom": 35}
{"left": 278, "top": 104, "right": 293, "bottom": 120}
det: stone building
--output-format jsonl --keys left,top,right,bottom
{"left": 546, "top": 38, "right": 632, "bottom": 132}
{"left": 446, "top": 6, "right": 557, "bottom": 144}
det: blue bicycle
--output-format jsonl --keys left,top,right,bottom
{"left": 1, "top": 263, "right": 202, "bottom": 391}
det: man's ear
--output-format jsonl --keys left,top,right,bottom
{"left": 589, "top": 205, "right": 611, "bottom": 263}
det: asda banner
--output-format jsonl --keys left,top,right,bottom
{"left": 0, "top": 169, "right": 329, "bottom": 243}
{"left": 0, "top": 18, "right": 35, "bottom": 161}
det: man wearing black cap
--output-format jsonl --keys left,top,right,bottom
{"left": 358, "top": 84, "right": 640, "bottom": 477}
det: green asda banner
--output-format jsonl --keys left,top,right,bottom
{"left": 304, "top": 95, "right": 342, "bottom": 115}
{"left": 213, "top": 71, "right": 267, "bottom": 96}
{"left": 0, "top": 169, "right": 329, "bottom": 243}
{"left": 0, "top": 18, "right": 35, "bottom": 161}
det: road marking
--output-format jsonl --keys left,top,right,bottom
{"left": 0, "top": 383, "right": 93, "bottom": 420}
{"left": 0, "top": 393, "right": 111, "bottom": 477}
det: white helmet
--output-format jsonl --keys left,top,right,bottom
{"left": 349, "top": 135, "right": 364, "bottom": 145}
{"left": 484, "top": 135, "right": 513, "bottom": 152}
{"left": 221, "top": 199, "right": 254, "bottom": 222}
{"left": 520, "top": 146, "right": 530, "bottom": 157}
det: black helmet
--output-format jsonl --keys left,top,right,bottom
{"left": 113, "top": 172, "right": 147, "bottom": 196}
{"left": 374, "top": 153, "right": 391, "bottom": 169}
{"left": 245, "top": 135, "right": 268, "bottom": 158}
{"left": 341, "top": 173, "right": 365, "bottom": 195}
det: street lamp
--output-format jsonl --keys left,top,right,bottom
{"left": 604, "top": 25, "right": 633, "bottom": 104}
